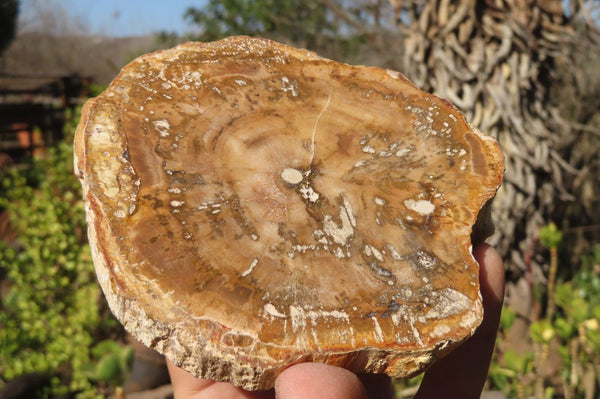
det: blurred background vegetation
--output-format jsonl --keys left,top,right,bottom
{"left": 1, "top": 0, "right": 599, "bottom": 398}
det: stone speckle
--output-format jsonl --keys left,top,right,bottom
{"left": 280, "top": 168, "right": 303, "bottom": 185}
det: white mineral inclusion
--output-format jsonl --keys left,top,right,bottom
{"left": 280, "top": 168, "right": 304, "bottom": 185}
{"left": 264, "top": 303, "right": 287, "bottom": 318}
{"left": 323, "top": 206, "right": 354, "bottom": 245}
{"left": 299, "top": 186, "right": 319, "bottom": 202}
{"left": 152, "top": 119, "right": 170, "bottom": 137}
{"left": 387, "top": 69, "right": 401, "bottom": 79}
{"left": 241, "top": 258, "right": 259, "bottom": 277}
{"left": 404, "top": 199, "right": 435, "bottom": 215}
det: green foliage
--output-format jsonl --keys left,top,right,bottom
{"left": 392, "top": 372, "right": 423, "bottom": 397}
{"left": 0, "top": 107, "right": 123, "bottom": 397}
{"left": 184, "top": 0, "right": 366, "bottom": 58}
{"left": 499, "top": 305, "right": 517, "bottom": 332}
{"left": 186, "top": 0, "right": 332, "bottom": 42}
{"left": 529, "top": 319, "right": 555, "bottom": 344}
{"left": 551, "top": 262, "right": 600, "bottom": 398}
{"left": 489, "top": 349, "right": 534, "bottom": 397}
{"left": 539, "top": 222, "right": 563, "bottom": 249}
{"left": 490, "top": 224, "right": 600, "bottom": 398}
{"left": 87, "top": 83, "right": 107, "bottom": 98}
{"left": 82, "top": 340, "right": 133, "bottom": 386}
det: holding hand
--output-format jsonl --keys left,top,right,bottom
{"left": 167, "top": 243, "right": 504, "bottom": 399}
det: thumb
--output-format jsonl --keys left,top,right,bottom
{"left": 275, "top": 363, "right": 368, "bottom": 399}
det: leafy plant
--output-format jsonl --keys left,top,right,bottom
{"left": 184, "top": 0, "right": 367, "bottom": 60}
{"left": 82, "top": 340, "right": 133, "bottom": 386}
{"left": 552, "top": 246, "right": 600, "bottom": 399}
{"left": 490, "top": 223, "right": 600, "bottom": 399}
{"left": 0, "top": 106, "right": 123, "bottom": 397}
{"left": 490, "top": 348, "right": 535, "bottom": 398}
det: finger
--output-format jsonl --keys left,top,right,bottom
{"left": 274, "top": 362, "right": 368, "bottom": 399}
{"left": 167, "top": 358, "right": 273, "bottom": 399}
{"left": 415, "top": 243, "right": 505, "bottom": 399}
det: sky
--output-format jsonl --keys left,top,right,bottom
{"left": 16, "top": 0, "right": 596, "bottom": 38}
{"left": 18, "top": 0, "right": 206, "bottom": 37}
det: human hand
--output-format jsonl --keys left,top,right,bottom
{"left": 167, "top": 243, "right": 505, "bottom": 399}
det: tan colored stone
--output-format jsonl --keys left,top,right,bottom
{"left": 74, "top": 36, "right": 504, "bottom": 390}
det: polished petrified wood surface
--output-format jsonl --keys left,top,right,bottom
{"left": 74, "top": 36, "right": 504, "bottom": 390}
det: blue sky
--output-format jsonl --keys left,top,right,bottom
{"left": 19, "top": 0, "right": 206, "bottom": 37}
{"left": 17, "top": 0, "right": 592, "bottom": 37}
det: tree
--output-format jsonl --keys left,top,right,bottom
{"left": 184, "top": 0, "right": 368, "bottom": 59}
{"left": 0, "top": 0, "right": 19, "bottom": 56}
{"left": 389, "top": 0, "right": 600, "bottom": 270}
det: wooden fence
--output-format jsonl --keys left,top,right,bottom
{"left": 0, "top": 74, "right": 90, "bottom": 168}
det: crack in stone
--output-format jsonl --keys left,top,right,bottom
{"left": 308, "top": 93, "right": 332, "bottom": 167}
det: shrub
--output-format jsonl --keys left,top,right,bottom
{"left": 0, "top": 107, "right": 126, "bottom": 398}
{"left": 490, "top": 225, "right": 600, "bottom": 399}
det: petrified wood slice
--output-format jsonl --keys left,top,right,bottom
{"left": 74, "top": 36, "right": 504, "bottom": 390}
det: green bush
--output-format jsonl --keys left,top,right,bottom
{"left": 0, "top": 107, "right": 126, "bottom": 398}
{"left": 490, "top": 225, "right": 600, "bottom": 399}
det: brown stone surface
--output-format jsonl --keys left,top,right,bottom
{"left": 74, "top": 36, "right": 504, "bottom": 390}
